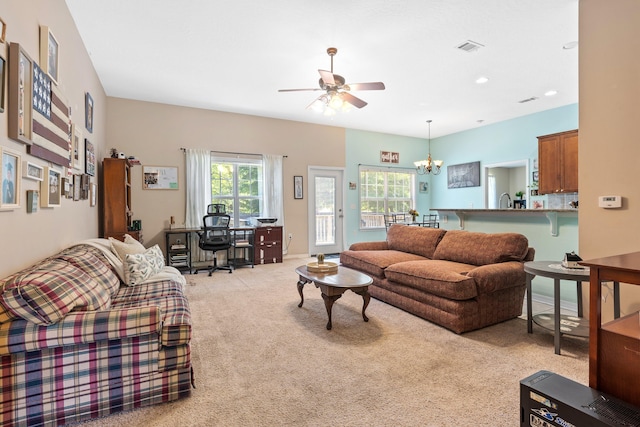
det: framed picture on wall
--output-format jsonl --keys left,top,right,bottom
{"left": 447, "top": 161, "right": 481, "bottom": 189}
{"left": 419, "top": 181, "right": 429, "bottom": 193}
{"left": 1, "top": 148, "right": 21, "bottom": 209}
{"left": 0, "top": 55, "right": 5, "bottom": 113}
{"left": 85, "top": 139, "right": 96, "bottom": 176}
{"left": 85, "top": 92, "right": 94, "bottom": 133}
{"left": 41, "top": 166, "right": 61, "bottom": 207}
{"left": 8, "top": 43, "right": 34, "bottom": 144}
{"left": 294, "top": 175, "right": 303, "bottom": 199}
{"left": 142, "top": 165, "right": 179, "bottom": 190}
{"left": 39, "top": 25, "right": 59, "bottom": 84}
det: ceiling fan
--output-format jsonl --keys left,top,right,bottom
{"left": 278, "top": 47, "right": 385, "bottom": 112}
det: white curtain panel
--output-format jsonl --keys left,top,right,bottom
{"left": 185, "top": 149, "right": 212, "bottom": 262}
{"left": 262, "top": 154, "right": 286, "bottom": 254}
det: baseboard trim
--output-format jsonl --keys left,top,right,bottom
{"left": 531, "top": 294, "right": 578, "bottom": 314}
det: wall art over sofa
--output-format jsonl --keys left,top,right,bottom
{"left": 447, "top": 161, "right": 480, "bottom": 189}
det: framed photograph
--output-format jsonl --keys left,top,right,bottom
{"left": 89, "top": 182, "right": 96, "bottom": 207}
{"left": 70, "top": 124, "right": 83, "bottom": 170}
{"left": 85, "top": 92, "right": 94, "bottom": 133}
{"left": 0, "top": 55, "right": 5, "bottom": 113}
{"left": 447, "top": 161, "right": 481, "bottom": 189}
{"left": 26, "top": 190, "right": 38, "bottom": 213}
{"left": 532, "top": 158, "right": 538, "bottom": 170}
{"left": 1, "top": 148, "right": 21, "bottom": 209}
{"left": 41, "top": 166, "right": 61, "bottom": 207}
{"left": 39, "top": 26, "right": 59, "bottom": 84}
{"left": 0, "top": 17, "right": 6, "bottom": 43}
{"left": 533, "top": 200, "right": 545, "bottom": 210}
{"left": 143, "top": 165, "right": 179, "bottom": 190}
{"left": 85, "top": 139, "right": 96, "bottom": 176}
{"left": 294, "top": 175, "right": 303, "bottom": 199}
{"left": 7, "top": 43, "right": 34, "bottom": 144}
{"left": 419, "top": 181, "right": 429, "bottom": 193}
{"left": 22, "top": 161, "right": 44, "bottom": 181}
{"left": 73, "top": 174, "right": 81, "bottom": 201}
{"left": 349, "top": 182, "right": 356, "bottom": 190}
{"left": 532, "top": 171, "right": 539, "bottom": 182}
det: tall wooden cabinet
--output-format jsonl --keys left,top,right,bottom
{"left": 537, "top": 129, "right": 578, "bottom": 194}
{"left": 101, "top": 158, "right": 142, "bottom": 242}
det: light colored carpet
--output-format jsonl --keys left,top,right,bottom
{"left": 77, "top": 257, "right": 588, "bottom": 426}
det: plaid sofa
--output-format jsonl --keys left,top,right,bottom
{"left": 340, "top": 225, "right": 535, "bottom": 333}
{"left": 0, "top": 240, "right": 193, "bottom": 427}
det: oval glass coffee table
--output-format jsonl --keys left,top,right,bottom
{"left": 296, "top": 265, "right": 373, "bottom": 330}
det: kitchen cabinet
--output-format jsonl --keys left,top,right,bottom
{"left": 537, "top": 129, "right": 578, "bottom": 194}
{"left": 101, "top": 158, "right": 142, "bottom": 242}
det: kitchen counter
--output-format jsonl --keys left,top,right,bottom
{"left": 431, "top": 208, "right": 578, "bottom": 236}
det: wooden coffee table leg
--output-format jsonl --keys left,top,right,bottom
{"left": 321, "top": 293, "right": 342, "bottom": 330}
{"left": 297, "top": 277, "right": 310, "bottom": 308}
{"left": 353, "top": 288, "right": 371, "bottom": 322}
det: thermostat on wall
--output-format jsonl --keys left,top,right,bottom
{"left": 598, "top": 195, "right": 622, "bottom": 208}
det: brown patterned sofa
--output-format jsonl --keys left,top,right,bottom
{"left": 340, "top": 225, "right": 535, "bottom": 333}
{"left": 0, "top": 237, "right": 193, "bottom": 427}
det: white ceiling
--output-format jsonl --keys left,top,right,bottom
{"left": 64, "top": 0, "right": 578, "bottom": 139}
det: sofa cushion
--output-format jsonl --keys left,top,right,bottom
{"left": 432, "top": 230, "right": 529, "bottom": 266}
{"left": 0, "top": 259, "right": 111, "bottom": 325}
{"left": 110, "top": 234, "right": 147, "bottom": 261}
{"left": 55, "top": 245, "right": 121, "bottom": 297}
{"left": 386, "top": 225, "right": 446, "bottom": 259}
{"left": 340, "top": 250, "right": 427, "bottom": 278}
{"left": 123, "top": 245, "right": 165, "bottom": 286}
{"left": 385, "top": 260, "right": 478, "bottom": 300}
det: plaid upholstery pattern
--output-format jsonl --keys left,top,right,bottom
{"left": 0, "top": 336, "right": 191, "bottom": 427}
{"left": 55, "top": 245, "right": 121, "bottom": 296}
{"left": 0, "top": 307, "right": 161, "bottom": 355}
{"left": 0, "top": 242, "right": 193, "bottom": 426}
{"left": 0, "top": 259, "right": 111, "bottom": 325}
{"left": 112, "top": 294, "right": 192, "bottom": 347}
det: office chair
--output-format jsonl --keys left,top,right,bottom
{"left": 197, "top": 213, "right": 233, "bottom": 275}
{"left": 207, "top": 203, "right": 226, "bottom": 214}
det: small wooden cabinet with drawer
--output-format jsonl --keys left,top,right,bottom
{"left": 254, "top": 226, "right": 282, "bottom": 264}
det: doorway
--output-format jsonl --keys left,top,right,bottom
{"left": 483, "top": 160, "right": 529, "bottom": 208}
{"left": 307, "top": 167, "right": 344, "bottom": 255}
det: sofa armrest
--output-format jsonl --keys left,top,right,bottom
{"left": 348, "top": 241, "right": 389, "bottom": 251}
{"left": 0, "top": 306, "right": 163, "bottom": 355}
{"left": 467, "top": 261, "right": 526, "bottom": 294}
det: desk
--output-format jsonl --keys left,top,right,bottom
{"left": 525, "top": 261, "right": 590, "bottom": 355}
{"left": 580, "top": 252, "right": 640, "bottom": 407}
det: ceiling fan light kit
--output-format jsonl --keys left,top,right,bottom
{"left": 279, "top": 47, "right": 385, "bottom": 114}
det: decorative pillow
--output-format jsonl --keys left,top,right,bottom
{"left": 0, "top": 258, "right": 111, "bottom": 325}
{"left": 123, "top": 244, "right": 165, "bottom": 286}
{"left": 109, "top": 234, "right": 146, "bottom": 261}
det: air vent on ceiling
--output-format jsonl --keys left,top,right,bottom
{"left": 518, "top": 97, "right": 539, "bottom": 104}
{"left": 456, "top": 40, "right": 484, "bottom": 53}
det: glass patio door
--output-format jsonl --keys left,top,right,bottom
{"left": 307, "top": 168, "right": 344, "bottom": 255}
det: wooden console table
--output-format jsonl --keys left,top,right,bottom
{"left": 580, "top": 251, "right": 640, "bottom": 407}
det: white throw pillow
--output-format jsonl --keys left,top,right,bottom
{"left": 109, "top": 234, "right": 146, "bottom": 261}
{"left": 123, "top": 244, "right": 165, "bottom": 286}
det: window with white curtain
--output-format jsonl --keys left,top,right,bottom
{"left": 211, "top": 154, "right": 263, "bottom": 227}
{"left": 359, "top": 165, "right": 416, "bottom": 229}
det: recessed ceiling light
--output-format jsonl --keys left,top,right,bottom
{"left": 563, "top": 41, "right": 578, "bottom": 50}
{"left": 545, "top": 90, "right": 558, "bottom": 97}
{"left": 475, "top": 77, "right": 489, "bottom": 84}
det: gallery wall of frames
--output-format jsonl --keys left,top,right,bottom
{"left": 0, "top": 17, "right": 97, "bottom": 212}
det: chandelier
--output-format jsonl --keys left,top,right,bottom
{"left": 414, "top": 120, "right": 443, "bottom": 175}
{"left": 307, "top": 92, "right": 353, "bottom": 116}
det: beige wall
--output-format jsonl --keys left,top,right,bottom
{"left": 579, "top": 0, "right": 640, "bottom": 318}
{"left": 0, "top": 0, "right": 106, "bottom": 278}
{"left": 106, "top": 97, "right": 346, "bottom": 254}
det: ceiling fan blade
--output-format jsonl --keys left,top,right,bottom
{"left": 341, "top": 92, "right": 368, "bottom": 108}
{"left": 278, "top": 88, "right": 322, "bottom": 92}
{"left": 347, "top": 82, "right": 386, "bottom": 91}
{"left": 318, "top": 69, "right": 336, "bottom": 86}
